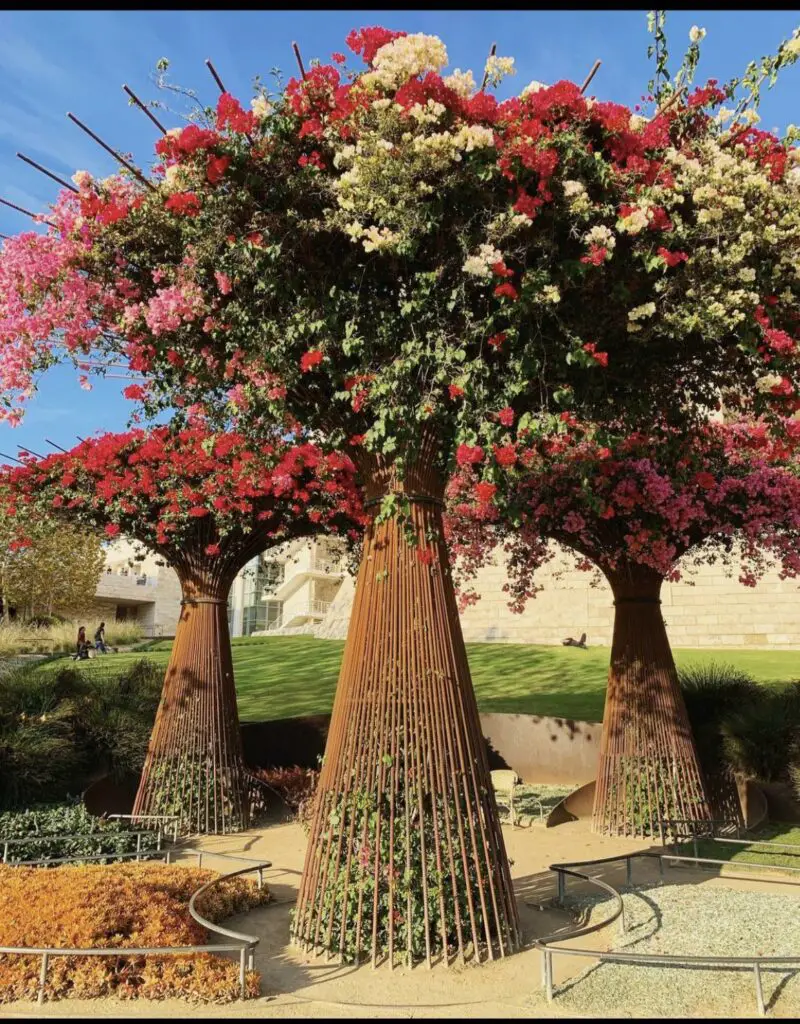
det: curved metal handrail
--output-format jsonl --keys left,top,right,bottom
{"left": 0, "top": 847, "right": 273, "bottom": 1005}
{"left": 533, "top": 843, "right": 800, "bottom": 1017}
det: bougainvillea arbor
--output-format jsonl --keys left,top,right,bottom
{"left": 448, "top": 417, "right": 800, "bottom": 836}
{"left": 3, "top": 428, "right": 362, "bottom": 834}
{"left": 0, "top": 16, "right": 799, "bottom": 964}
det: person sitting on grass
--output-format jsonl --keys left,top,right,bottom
{"left": 72, "top": 625, "right": 90, "bottom": 661}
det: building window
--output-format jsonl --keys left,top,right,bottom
{"left": 240, "top": 555, "right": 285, "bottom": 636}
{"left": 242, "top": 600, "right": 282, "bottom": 636}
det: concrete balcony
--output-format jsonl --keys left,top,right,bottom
{"left": 258, "top": 599, "right": 331, "bottom": 633}
{"left": 268, "top": 556, "right": 346, "bottom": 603}
{"left": 96, "top": 570, "right": 161, "bottom": 603}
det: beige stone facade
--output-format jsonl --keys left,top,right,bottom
{"left": 96, "top": 535, "right": 800, "bottom": 649}
{"left": 317, "top": 541, "right": 800, "bottom": 650}
{"left": 454, "top": 543, "right": 800, "bottom": 649}
{"left": 94, "top": 539, "right": 182, "bottom": 637}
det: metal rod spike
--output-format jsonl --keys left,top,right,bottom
{"left": 292, "top": 41, "right": 307, "bottom": 80}
{"left": 0, "top": 451, "right": 25, "bottom": 466}
{"left": 0, "top": 197, "right": 56, "bottom": 229}
{"left": 123, "top": 84, "right": 168, "bottom": 134}
{"left": 204, "top": 59, "right": 226, "bottom": 94}
{"left": 579, "top": 59, "right": 602, "bottom": 95}
{"left": 18, "top": 446, "right": 44, "bottom": 459}
{"left": 480, "top": 42, "right": 497, "bottom": 91}
{"left": 45, "top": 438, "right": 69, "bottom": 453}
{"left": 16, "top": 154, "right": 79, "bottom": 194}
{"left": 66, "top": 112, "right": 156, "bottom": 191}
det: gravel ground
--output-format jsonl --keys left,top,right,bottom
{"left": 554, "top": 880, "right": 800, "bottom": 1017}
{"left": 501, "top": 784, "right": 574, "bottom": 826}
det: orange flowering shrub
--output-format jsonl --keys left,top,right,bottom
{"left": 0, "top": 862, "right": 270, "bottom": 1003}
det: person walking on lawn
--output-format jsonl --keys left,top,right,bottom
{"left": 94, "top": 621, "right": 108, "bottom": 654}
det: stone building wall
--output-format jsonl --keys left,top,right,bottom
{"left": 317, "top": 541, "right": 800, "bottom": 650}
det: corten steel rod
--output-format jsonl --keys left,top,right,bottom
{"left": 66, "top": 112, "right": 156, "bottom": 191}
{"left": 0, "top": 197, "right": 56, "bottom": 229}
{"left": 123, "top": 85, "right": 168, "bottom": 134}
{"left": 580, "top": 60, "right": 602, "bottom": 95}
{"left": 480, "top": 42, "right": 497, "bottom": 91}
{"left": 591, "top": 566, "right": 712, "bottom": 838}
{"left": 131, "top": 523, "right": 279, "bottom": 835}
{"left": 205, "top": 59, "right": 227, "bottom": 94}
{"left": 293, "top": 430, "right": 520, "bottom": 967}
{"left": 292, "top": 42, "right": 307, "bottom": 80}
{"left": 16, "top": 154, "right": 79, "bottom": 194}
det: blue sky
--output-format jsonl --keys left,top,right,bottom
{"left": 0, "top": 8, "right": 798, "bottom": 460}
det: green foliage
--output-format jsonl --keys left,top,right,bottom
{"left": 0, "top": 802, "right": 160, "bottom": 863}
{"left": 293, "top": 780, "right": 500, "bottom": 964}
{"left": 679, "top": 666, "right": 800, "bottom": 795}
{"left": 606, "top": 755, "right": 698, "bottom": 836}
{"left": 0, "top": 506, "right": 105, "bottom": 621}
{"left": 679, "top": 663, "right": 762, "bottom": 774}
{"left": 0, "top": 659, "right": 162, "bottom": 810}
{"left": 721, "top": 682, "right": 800, "bottom": 783}
{"left": 145, "top": 757, "right": 250, "bottom": 835}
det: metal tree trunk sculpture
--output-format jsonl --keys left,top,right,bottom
{"left": 132, "top": 530, "right": 268, "bottom": 835}
{"left": 592, "top": 567, "right": 712, "bottom": 837}
{"left": 293, "top": 433, "right": 520, "bottom": 967}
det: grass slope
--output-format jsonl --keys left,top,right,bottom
{"left": 47, "top": 636, "right": 800, "bottom": 724}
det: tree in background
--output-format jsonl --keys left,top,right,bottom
{"left": 0, "top": 14, "right": 799, "bottom": 963}
{"left": 2, "top": 427, "right": 362, "bottom": 834}
{"left": 447, "top": 417, "right": 800, "bottom": 836}
{"left": 0, "top": 498, "right": 104, "bottom": 622}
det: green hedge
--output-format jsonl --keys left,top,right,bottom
{"left": 0, "top": 803, "right": 162, "bottom": 863}
{"left": 0, "top": 659, "right": 162, "bottom": 811}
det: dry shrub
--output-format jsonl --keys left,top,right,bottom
{"left": 251, "top": 765, "right": 318, "bottom": 830}
{"left": 0, "top": 862, "right": 270, "bottom": 1003}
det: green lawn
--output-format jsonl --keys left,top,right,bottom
{"left": 45, "top": 636, "right": 800, "bottom": 724}
{"left": 685, "top": 824, "right": 800, "bottom": 871}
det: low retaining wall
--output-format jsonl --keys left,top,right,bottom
{"left": 241, "top": 711, "right": 601, "bottom": 786}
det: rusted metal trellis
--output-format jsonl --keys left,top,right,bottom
{"left": 592, "top": 566, "right": 712, "bottom": 837}
{"left": 132, "top": 524, "right": 279, "bottom": 836}
{"left": 293, "top": 431, "right": 520, "bottom": 967}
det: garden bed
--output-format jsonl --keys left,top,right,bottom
{"left": 0, "top": 862, "right": 270, "bottom": 1003}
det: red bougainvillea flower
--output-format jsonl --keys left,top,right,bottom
{"left": 657, "top": 247, "right": 689, "bottom": 268}
{"left": 345, "top": 26, "right": 407, "bottom": 65}
{"left": 494, "top": 283, "right": 518, "bottom": 301}
{"left": 216, "top": 93, "right": 257, "bottom": 134}
{"left": 583, "top": 342, "right": 609, "bottom": 367}
{"left": 164, "top": 192, "right": 201, "bottom": 217}
{"left": 456, "top": 444, "right": 484, "bottom": 466}
{"left": 474, "top": 481, "right": 498, "bottom": 504}
{"left": 1, "top": 426, "right": 365, "bottom": 572}
{"left": 487, "top": 333, "right": 507, "bottom": 350}
{"left": 206, "top": 154, "right": 231, "bottom": 184}
{"left": 446, "top": 418, "right": 800, "bottom": 613}
{"left": 448, "top": 384, "right": 465, "bottom": 400}
{"left": 300, "top": 349, "right": 324, "bottom": 372}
